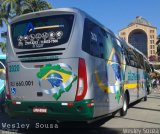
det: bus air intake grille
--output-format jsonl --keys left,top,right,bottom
{"left": 18, "top": 53, "right": 62, "bottom": 58}
{"left": 20, "top": 58, "right": 59, "bottom": 63}
{"left": 16, "top": 48, "right": 65, "bottom": 54}
{"left": 16, "top": 48, "right": 65, "bottom": 62}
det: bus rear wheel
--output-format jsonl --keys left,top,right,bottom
{"left": 120, "top": 93, "right": 128, "bottom": 116}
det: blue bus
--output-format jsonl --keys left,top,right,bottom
{"left": 0, "top": 54, "right": 6, "bottom": 112}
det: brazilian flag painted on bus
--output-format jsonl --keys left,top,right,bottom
{"left": 37, "top": 63, "right": 77, "bottom": 100}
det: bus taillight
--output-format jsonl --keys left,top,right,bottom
{"left": 5, "top": 64, "right": 11, "bottom": 100}
{"left": 75, "top": 58, "right": 87, "bottom": 101}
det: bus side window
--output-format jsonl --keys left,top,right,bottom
{"left": 103, "top": 32, "right": 114, "bottom": 60}
{"left": 144, "top": 61, "right": 148, "bottom": 72}
{"left": 136, "top": 52, "right": 145, "bottom": 69}
{"left": 82, "top": 18, "right": 104, "bottom": 59}
{"left": 146, "top": 62, "right": 151, "bottom": 73}
{"left": 110, "top": 36, "right": 123, "bottom": 64}
{"left": 90, "top": 27, "right": 104, "bottom": 58}
{"left": 139, "top": 54, "right": 145, "bottom": 69}
{"left": 123, "top": 48, "right": 130, "bottom": 65}
{"left": 127, "top": 48, "right": 137, "bottom": 67}
{"left": 133, "top": 51, "right": 141, "bottom": 69}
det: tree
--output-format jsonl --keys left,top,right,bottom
{"left": 22, "top": 0, "right": 52, "bottom": 14}
{"left": 2, "top": 0, "right": 29, "bottom": 17}
{"left": 2, "top": 0, "right": 52, "bottom": 17}
{"left": 1, "top": 0, "right": 52, "bottom": 25}
{"left": 0, "top": 0, "right": 52, "bottom": 52}
{"left": 0, "top": 9, "right": 7, "bottom": 27}
{"left": 0, "top": 1, "right": 9, "bottom": 27}
{"left": 0, "top": 42, "right": 6, "bottom": 54}
{"left": 0, "top": 1, "right": 8, "bottom": 54}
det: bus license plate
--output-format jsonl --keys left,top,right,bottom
{"left": 33, "top": 108, "right": 47, "bottom": 113}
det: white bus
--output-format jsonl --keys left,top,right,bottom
{"left": 5, "top": 8, "right": 151, "bottom": 124}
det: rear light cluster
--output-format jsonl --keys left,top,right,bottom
{"left": 12, "top": 101, "right": 21, "bottom": 105}
{"left": 5, "top": 64, "right": 11, "bottom": 100}
{"left": 61, "top": 102, "right": 73, "bottom": 107}
{"left": 75, "top": 58, "right": 88, "bottom": 101}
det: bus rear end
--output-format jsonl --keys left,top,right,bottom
{"left": 6, "top": 9, "right": 94, "bottom": 121}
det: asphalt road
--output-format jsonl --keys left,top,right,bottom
{"left": 0, "top": 88, "right": 160, "bottom": 134}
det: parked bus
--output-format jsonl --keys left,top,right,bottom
{"left": 5, "top": 8, "right": 150, "bottom": 123}
{"left": 0, "top": 54, "right": 6, "bottom": 112}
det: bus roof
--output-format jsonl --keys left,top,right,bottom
{"left": 10, "top": 8, "right": 78, "bottom": 23}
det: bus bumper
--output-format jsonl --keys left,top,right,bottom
{"left": 5, "top": 99, "right": 94, "bottom": 121}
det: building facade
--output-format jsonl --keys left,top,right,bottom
{"left": 119, "top": 16, "right": 157, "bottom": 59}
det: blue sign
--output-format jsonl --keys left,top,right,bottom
{"left": 24, "top": 22, "right": 35, "bottom": 35}
{"left": 11, "top": 87, "right": 16, "bottom": 95}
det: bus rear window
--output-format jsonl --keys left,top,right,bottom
{"left": 11, "top": 14, "right": 74, "bottom": 49}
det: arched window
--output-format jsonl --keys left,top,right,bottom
{"left": 128, "top": 29, "right": 147, "bottom": 56}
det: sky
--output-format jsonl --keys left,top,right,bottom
{"left": 0, "top": 0, "right": 160, "bottom": 53}
{"left": 48, "top": 0, "right": 160, "bottom": 33}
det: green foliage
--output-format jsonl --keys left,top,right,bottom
{"left": 0, "top": 0, "right": 52, "bottom": 52}
{"left": 0, "top": 0, "right": 52, "bottom": 26}
{"left": 0, "top": 1, "right": 9, "bottom": 27}
{"left": 22, "top": 0, "right": 52, "bottom": 14}
{"left": 0, "top": 42, "right": 6, "bottom": 54}
{"left": 1, "top": 0, "right": 52, "bottom": 17}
